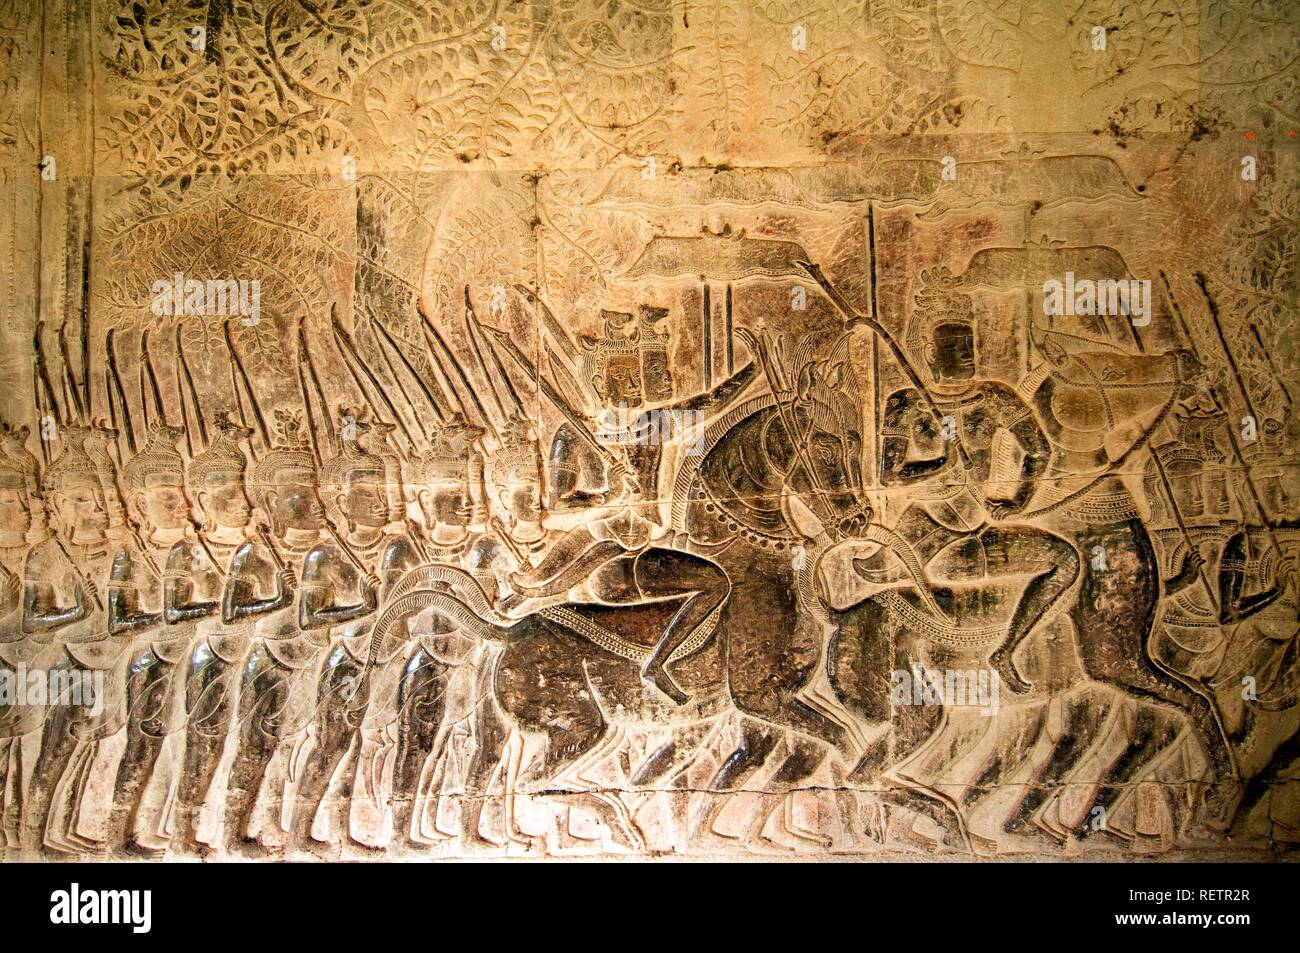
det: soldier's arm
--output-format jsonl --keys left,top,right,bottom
{"left": 22, "top": 577, "right": 90, "bottom": 635}
{"left": 549, "top": 425, "right": 609, "bottom": 509}
{"left": 1001, "top": 386, "right": 1050, "bottom": 511}
{"left": 880, "top": 390, "right": 949, "bottom": 486}
{"left": 1161, "top": 535, "right": 1205, "bottom": 597}
{"left": 298, "top": 547, "right": 377, "bottom": 631}
{"left": 163, "top": 540, "right": 218, "bottom": 624}
{"left": 222, "top": 542, "right": 292, "bottom": 624}
{"left": 108, "top": 548, "right": 162, "bottom": 636}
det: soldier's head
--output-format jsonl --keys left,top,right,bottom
{"left": 320, "top": 406, "right": 391, "bottom": 534}
{"left": 252, "top": 411, "right": 322, "bottom": 535}
{"left": 43, "top": 428, "right": 110, "bottom": 543}
{"left": 416, "top": 415, "right": 482, "bottom": 535}
{"left": 0, "top": 421, "right": 35, "bottom": 540}
{"left": 926, "top": 321, "right": 976, "bottom": 382}
{"left": 187, "top": 412, "right": 253, "bottom": 532}
{"left": 910, "top": 272, "right": 977, "bottom": 383}
{"left": 584, "top": 310, "right": 644, "bottom": 410}
{"left": 122, "top": 423, "right": 190, "bottom": 533}
{"left": 491, "top": 415, "right": 545, "bottom": 526}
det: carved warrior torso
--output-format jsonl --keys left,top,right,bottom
{"left": 26, "top": 537, "right": 114, "bottom": 669}
{"left": 235, "top": 532, "right": 322, "bottom": 670}
{"left": 168, "top": 531, "right": 248, "bottom": 664}
{"left": 882, "top": 380, "right": 1036, "bottom": 531}
{"left": 111, "top": 536, "right": 190, "bottom": 662}
{"left": 304, "top": 533, "right": 387, "bottom": 663}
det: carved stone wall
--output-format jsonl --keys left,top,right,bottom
{"left": 0, "top": 0, "right": 1297, "bottom": 860}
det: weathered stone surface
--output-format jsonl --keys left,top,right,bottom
{"left": 0, "top": 0, "right": 1296, "bottom": 861}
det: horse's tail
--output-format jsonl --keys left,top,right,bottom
{"left": 365, "top": 564, "right": 511, "bottom": 668}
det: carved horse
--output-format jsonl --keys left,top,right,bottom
{"left": 365, "top": 362, "right": 872, "bottom": 850}
{"left": 1013, "top": 341, "right": 1238, "bottom": 836}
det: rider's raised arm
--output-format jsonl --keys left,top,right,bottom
{"left": 879, "top": 388, "right": 949, "bottom": 486}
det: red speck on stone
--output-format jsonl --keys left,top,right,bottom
{"left": 1245, "top": 132, "right": 1256, "bottom": 139}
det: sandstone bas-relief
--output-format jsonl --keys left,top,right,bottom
{"left": 0, "top": 0, "right": 1297, "bottom": 859}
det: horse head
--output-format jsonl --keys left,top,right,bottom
{"left": 767, "top": 359, "right": 870, "bottom": 540}
{"left": 708, "top": 327, "right": 870, "bottom": 543}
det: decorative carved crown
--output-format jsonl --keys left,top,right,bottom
{"left": 187, "top": 411, "right": 252, "bottom": 486}
{"left": 907, "top": 266, "right": 976, "bottom": 359}
{"left": 43, "top": 425, "right": 107, "bottom": 493}
{"left": 321, "top": 404, "right": 387, "bottom": 490}
{"left": 639, "top": 306, "right": 670, "bottom": 343}
{"left": 122, "top": 422, "right": 186, "bottom": 491}
{"left": 419, "top": 412, "right": 484, "bottom": 481}
{"left": 0, "top": 420, "right": 39, "bottom": 496}
{"left": 251, "top": 410, "right": 317, "bottom": 490}
{"left": 491, "top": 414, "right": 542, "bottom": 486}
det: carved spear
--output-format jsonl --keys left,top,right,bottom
{"left": 140, "top": 330, "right": 167, "bottom": 425}
{"left": 329, "top": 306, "right": 416, "bottom": 451}
{"left": 175, "top": 324, "right": 207, "bottom": 450}
{"left": 31, "top": 322, "right": 60, "bottom": 469}
{"left": 462, "top": 287, "right": 509, "bottom": 422}
{"left": 798, "top": 260, "right": 976, "bottom": 473}
{"left": 221, "top": 319, "right": 270, "bottom": 454}
{"left": 104, "top": 328, "right": 136, "bottom": 456}
{"left": 365, "top": 306, "right": 447, "bottom": 426}
{"left": 466, "top": 287, "right": 524, "bottom": 416}
{"left": 57, "top": 325, "right": 86, "bottom": 424}
{"left": 414, "top": 302, "right": 496, "bottom": 438}
{"left": 514, "top": 284, "right": 578, "bottom": 362}
{"left": 297, "top": 316, "right": 337, "bottom": 457}
{"left": 1193, "top": 274, "right": 1283, "bottom": 558}
{"left": 477, "top": 321, "right": 625, "bottom": 473}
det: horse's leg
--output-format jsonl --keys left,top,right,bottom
{"left": 983, "top": 527, "right": 1081, "bottom": 695}
{"left": 725, "top": 563, "right": 847, "bottom": 750}
{"left": 633, "top": 549, "right": 729, "bottom": 704}
{"left": 458, "top": 695, "right": 516, "bottom": 852}
{"left": 496, "top": 632, "right": 642, "bottom": 853}
{"left": 1073, "top": 520, "right": 1236, "bottom": 829}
